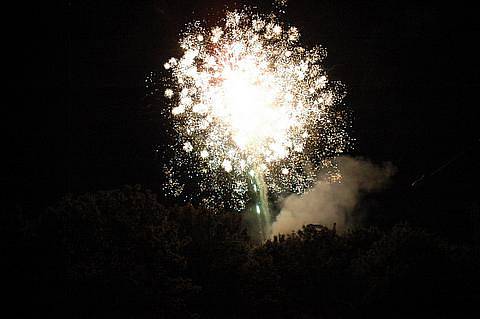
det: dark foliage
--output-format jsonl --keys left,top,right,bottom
{"left": 5, "top": 186, "right": 480, "bottom": 318}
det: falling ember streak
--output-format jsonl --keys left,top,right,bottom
{"left": 162, "top": 6, "right": 351, "bottom": 235}
{"left": 251, "top": 169, "right": 271, "bottom": 239}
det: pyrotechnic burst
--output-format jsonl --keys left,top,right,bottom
{"left": 161, "top": 5, "right": 350, "bottom": 233}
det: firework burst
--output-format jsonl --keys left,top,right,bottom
{"left": 162, "top": 7, "right": 351, "bottom": 216}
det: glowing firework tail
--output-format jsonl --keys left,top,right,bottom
{"left": 242, "top": 167, "right": 272, "bottom": 238}
{"left": 162, "top": 4, "right": 351, "bottom": 238}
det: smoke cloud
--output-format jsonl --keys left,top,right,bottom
{"left": 271, "top": 157, "right": 395, "bottom": 235}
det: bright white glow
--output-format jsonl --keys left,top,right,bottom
{"left": 163, "top": 8, "right": 350, "bottom": 210}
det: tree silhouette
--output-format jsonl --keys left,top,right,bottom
{"left": 6, "top": 185, "right": 480, "bottom": 318}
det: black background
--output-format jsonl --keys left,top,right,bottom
{"left": 8, "top": 0, "right": 479, "bottom": 231}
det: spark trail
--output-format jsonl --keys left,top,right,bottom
{"left": 162, "top": 5, "right": 351, "bottom": 238}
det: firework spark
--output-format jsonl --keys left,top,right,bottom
{"left": 162, "top": 7, "right": 350, "bottom": 213}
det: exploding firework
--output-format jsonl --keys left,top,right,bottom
{"left": 161, "top": 5, "right": 351, "bottom": 236}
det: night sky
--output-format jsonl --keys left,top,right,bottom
{"left": 10, "top": 0, "right": 479, "bottom": 219}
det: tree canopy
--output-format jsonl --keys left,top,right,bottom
{"left": 5, "top": 185, "right": 480, "bottom": 318}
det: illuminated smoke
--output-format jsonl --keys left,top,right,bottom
{"left": 272, "top": 157, "right": 395, "bottom": 235}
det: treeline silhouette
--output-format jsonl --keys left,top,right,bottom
{"left": 5, "top": 185, "right": 479, "bottom": 318}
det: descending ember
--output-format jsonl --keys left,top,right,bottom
{"left": 162, "top": 8, "right": 350, "bottom": 212}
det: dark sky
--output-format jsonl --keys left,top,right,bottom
{"left": 9, "top": 0, "right": 479, "bottom": 211}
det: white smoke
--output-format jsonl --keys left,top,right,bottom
{"left": 271, "top": 157, "right": 395, "bottom": 235}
